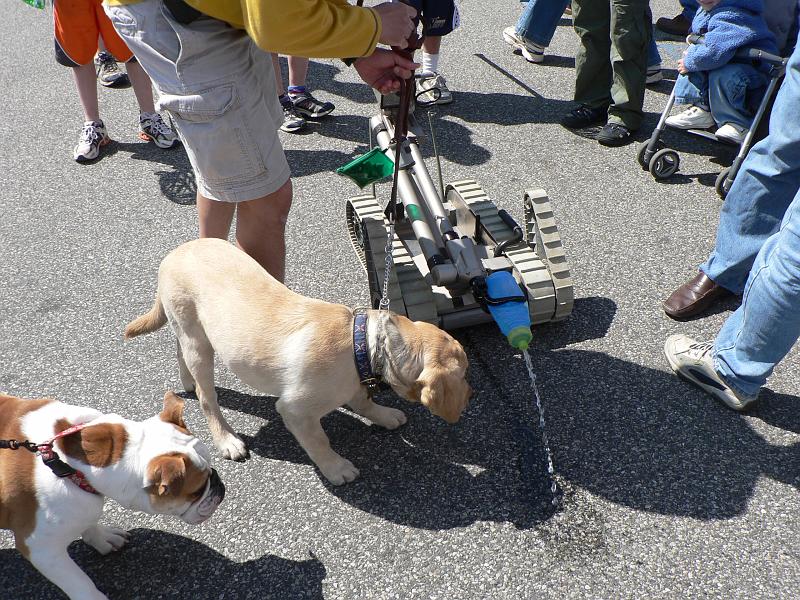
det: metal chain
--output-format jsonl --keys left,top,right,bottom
{"left": 379, "top": 222, "right": 395, "bottom": 311}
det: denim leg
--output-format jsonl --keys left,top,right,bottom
{"left": 647, "top": 24, "right": 661, "bottom": 68}
{"left": 700, "top": 46, "right": 800, "bottom": 294}
{"left": 707, "top": 63, "right": 768, "bottom": 129}
{"left": 673, "top": 71, "right": 708, "bottom": 106}
{"left": 714, "top": 186, "right": 800, "bottom": 397}
{"left": 679, "top": 0, "right": 698, "bottom": 20}
{"left": 515, "top": 0, "right": 571, "bottom": 47}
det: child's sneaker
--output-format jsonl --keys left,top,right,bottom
{"left": 139, "top": 112, "right": 179, "bottom": 148}
{"left": 279, "top": 96, "right": 306, "bottom": 133}
{"left": 95, "top": 51, "right": 129, "bottom": 88}
{"left": 73, "top": 120, "right": 110, "bottom": 163}
{"left": 417, "top": 72, "right": 453, "bottom": 105}
{"left": 715, "top": 123, "right": 748, "bottom": 145}
{"left": 665, "top": 105, "right": 715, "bottom": 130}
{"left": 289, "top": 91, "right": 335, "bottom": 119}
{"left": 646, "top": 66, "right": 663, "bottom": 85}
{"left": 502, "top": 27, "right": 545, "bottom": 63}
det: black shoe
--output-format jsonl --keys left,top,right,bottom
{"left": 561, "top": 104, "right": 608, "bottom": 129}
{"left": 597, "top": 122, "right": 632, "bottom": 146}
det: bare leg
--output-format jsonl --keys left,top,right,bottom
{"left": 197, "top": 193, "right": 235, "bottom": 239}
{"left": 422, "top": 35, "right": 442, "bottom": 54}
{"left": 234, "top": 178, "right": 292, "bottom": 282}
{"left": 72, "top": 63, "right": 100, "bottom": 122}
{"left": 287, "top": 56, "right": 309, "bottom": 88}
{"left": 276, "top": 397, "right": 359, "bottom": 485}
{"left": 348, "top": 393, "right": 407, "bottom": 429}
{"left": 126, "top": 60, "right": 156, "bottom": 114}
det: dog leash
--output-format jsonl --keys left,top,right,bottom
{"left": 0, "top": 423, "right": 101, "bottom": 495}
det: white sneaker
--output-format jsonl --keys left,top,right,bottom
{"left": 417, "top": 72, "right": 453, "bottom": 105}
{"left": 73, "top": 120, "right": 110, "bottom": 163}
{"left": 665, "top": 105, "right": 715, "bottom": 130}
{"left": 664, "top": 334, "right": 758, "bottom": 411}
{"left": 502, "top": 26, "right": 545, "bottom": 63}
{"left": 139, "top": 112, "right": 179, "bottom": 148}
{"left": 715, "top": 122, "right": 748, "bottom": 145}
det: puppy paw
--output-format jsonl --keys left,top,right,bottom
{"left": 83, "top": 525, "right": 130, "bottom": 555}
{"left": 320, "top": 456, "right": 360, "bottom": 486}
{"left": 371, "top": 406, "right": 407, "bottom": 430}
{"left": 215, "top": 432, "right": 250, "bottom": 461}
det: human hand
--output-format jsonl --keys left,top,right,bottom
{"left": 354, "top": 48, "right": 420, "bottom": 94}
{"left": 373, "top": 2, "right": 417, "bottom": 48}
{"left": 678, "top": 58, "right": 688, "bottom": 74}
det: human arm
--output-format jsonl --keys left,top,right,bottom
{"left": 353, "top": 48, "right": 420, "bottom": 94}
{"left": 683, "top": 11, "right": 762, "bottom": 72}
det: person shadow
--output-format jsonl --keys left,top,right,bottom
{"left": 0, "top": 529, "right": 326, "bottom": 600}
{"left": 97, "top": 140, "right": 197, "bottom": 206}
{"left": 213, "top": 292, "right": 797, "bottom": 530}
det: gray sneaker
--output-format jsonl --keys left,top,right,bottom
{"left": 73, "top": 120, "right": 110, "bottom": 163}
{"left": 139, "top": 112, "right": 179, "bottom": 148}
{"left": 417, "top": 73, "right": 453, "bottom": 105}
{"left": 95, "top": 51, "right": 129, "bottom": 88}
{"left": 664, "top": 334, "right": 758, "bottom": 411}
{"left": 502, "top": 26, "right": 545, "bottom": 63}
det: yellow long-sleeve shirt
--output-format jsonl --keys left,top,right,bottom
{"left": 105, "top": 0, "right": 382, "bottom": 58}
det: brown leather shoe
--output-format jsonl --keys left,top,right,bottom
{"left": 655, "top": 14, "right": 692, "bottom": 37}
{"left": 663, "top": 272, "right": 732, "bottom": 320}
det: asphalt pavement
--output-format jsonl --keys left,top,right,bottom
{"left": 2, "top": 1, "right": 799, "bottom": 598}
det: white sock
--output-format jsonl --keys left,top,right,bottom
{"left": 421, "top": 52, "right": 440, "bottom": 77}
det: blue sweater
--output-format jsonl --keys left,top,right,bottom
{"left": 684, "top": 0, "right": 780, "bottom": 72}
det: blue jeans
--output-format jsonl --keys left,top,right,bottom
{"left": 703, "top": 44, "right": 800, "bottom": 397}
{"left": 673, "top": 63, "right": 768, "bottom": 128}
{"left": 515, "top": 0, "right": 661, "bottom": 67}
{"left": 679, "top": 0, "right": 698, "bottom": 20}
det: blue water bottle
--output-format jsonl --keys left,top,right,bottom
{"left": 485, "top": 271, "right": 532, "bottom": 350}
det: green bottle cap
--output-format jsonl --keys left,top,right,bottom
{"left": 507, "top": 326, "right": 532, "bottom": 351}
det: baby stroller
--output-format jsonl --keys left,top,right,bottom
{"left": 638, "top": 0, "right": 797, "bottom": 198}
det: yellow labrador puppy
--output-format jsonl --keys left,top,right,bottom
{"left": 125, "top": 239, "right": 471, "bottom": 485}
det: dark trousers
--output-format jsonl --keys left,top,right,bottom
{"left": 572, "top": 0, "right": 651, "bottom": 130}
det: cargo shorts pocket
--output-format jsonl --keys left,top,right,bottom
{"left": 158, "top": 84, "right": 266, "bottom": 187}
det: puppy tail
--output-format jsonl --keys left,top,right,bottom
{"left": 125, "top": 294, "right": 167, "bottom": 339}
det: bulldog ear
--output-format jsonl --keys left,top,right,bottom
{"left": 160, "top": 392, "right": 186, "bottom": 429}
{"left": 57, "top": 420, "right": 128, "bottom": 468}
{"left": 149, "top": 454, "right": 186, "bottom": 497}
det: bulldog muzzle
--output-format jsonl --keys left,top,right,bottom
{"left": 182, "top": 468, "right": 225, "bottom": 524}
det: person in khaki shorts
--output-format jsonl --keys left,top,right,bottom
{"left": 103, "top": 0, "right": 418, "bottom": 282}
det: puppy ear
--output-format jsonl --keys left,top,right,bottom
{"left": 57, "top": 420, "right": 128, "bottom": 468}
{"left": 160, "top": 391, "right": 186, "bottom": 429}
{"left": 149, "top": 454, "right": 186, "bottom": 497}
{"left": 416, "top": 369, "right": 466, "bottom": 424}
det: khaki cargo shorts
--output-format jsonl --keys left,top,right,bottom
{"left": 105, "top": 0, "right": 290, "bottom": 202}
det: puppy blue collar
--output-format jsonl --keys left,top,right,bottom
{"left": 352, "top": 308, "right": 381, "bottom": 393}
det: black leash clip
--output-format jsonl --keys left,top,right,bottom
{"left": 41, "top": 451, "right": 78, "bottom": 478}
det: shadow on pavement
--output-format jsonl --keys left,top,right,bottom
{"left": 217, "top": 316, "right": 799, "bottom": 528}
{"left": 0, "top": 529, "right": 326, "bottom": 600}
{"left": 102, "top": 140, "right": 196, "bottom": 206}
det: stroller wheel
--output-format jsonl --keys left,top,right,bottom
{"left": 636, "top": 141, "right": 664, "bottom": 171}
{"left": 715, "top": 167, "right": 731, "bottom": 200}
{"left": 649, "top": 149, "right": 680, "bottom": 180}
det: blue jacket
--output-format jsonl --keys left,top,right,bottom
{"left": 684, "top": 0, "right": 780, "bottom": 72}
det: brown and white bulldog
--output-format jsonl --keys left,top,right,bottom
{"left": 0, "top": 392, "right": 224, "bottom": 600}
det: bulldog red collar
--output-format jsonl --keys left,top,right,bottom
{"left": 0, "top": 423, "right": 101, "bottom": 495}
